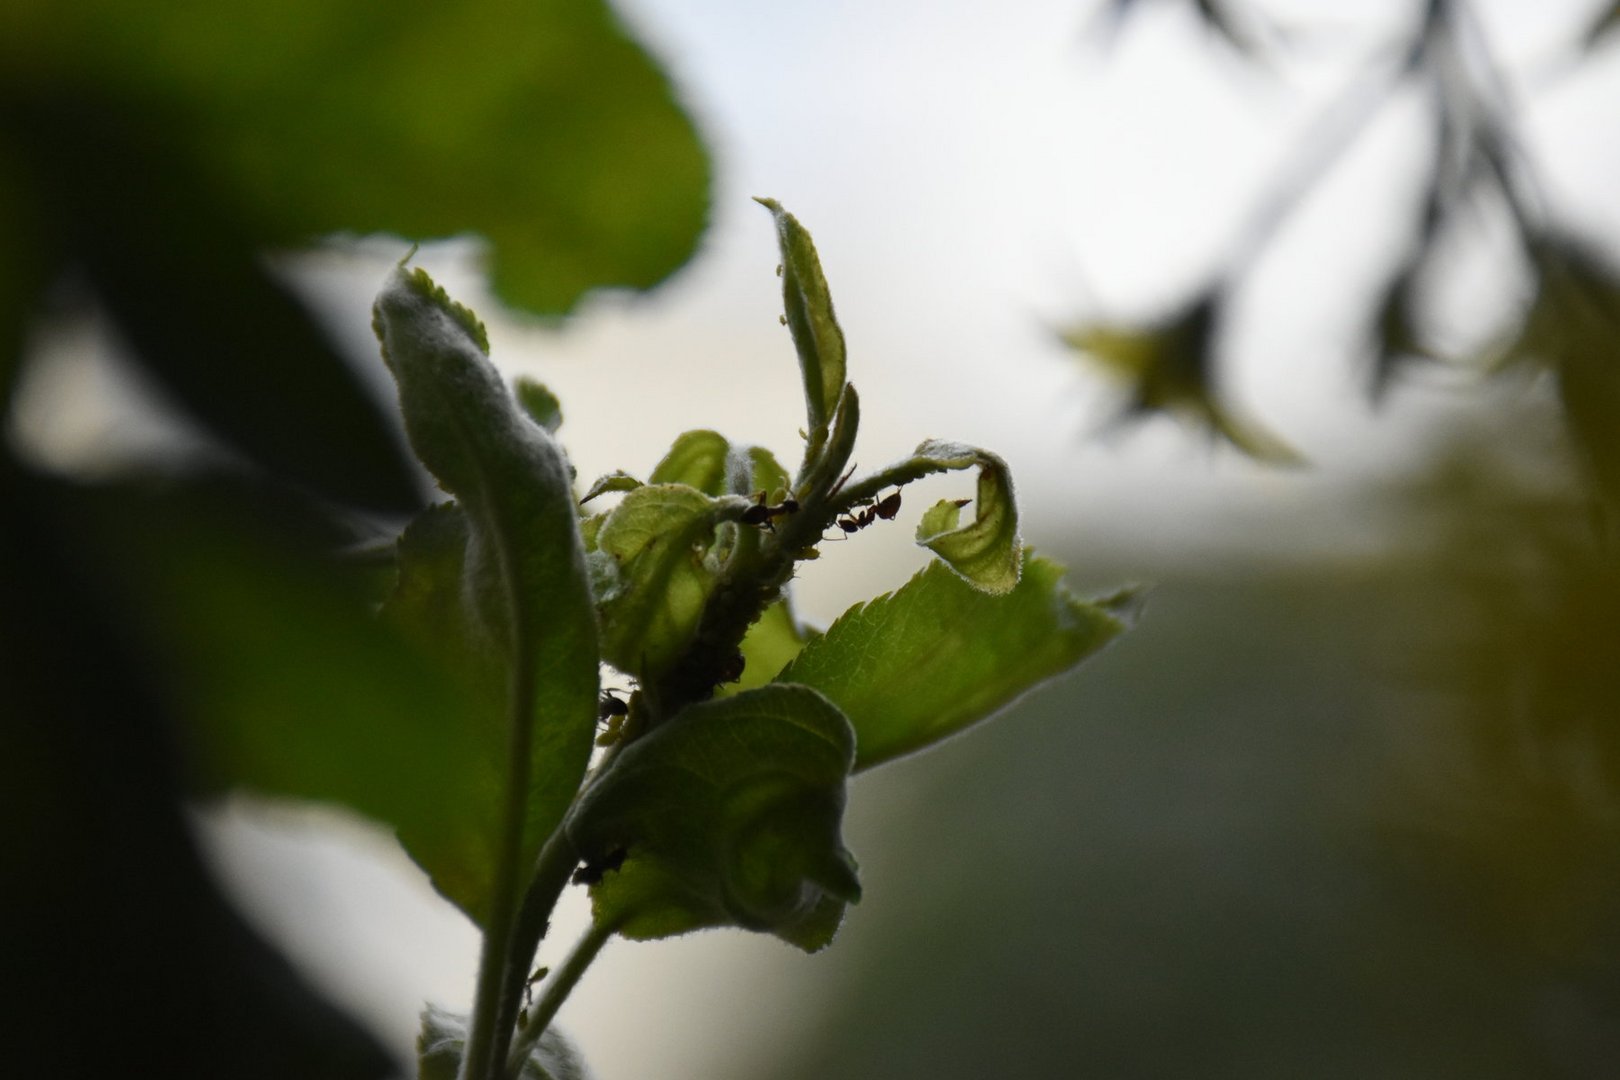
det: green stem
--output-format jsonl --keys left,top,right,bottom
{"left": 504, "top": 918, "right": 619, "bottom": 1078}
{"left": 831, "top": 452, "right": 985, "bottom": 517}
{"left": 467, "top": 821, "right": 588, "bottom": 1077}
{"left": 458, "top": 646, "right": 539, "bottom": 1080}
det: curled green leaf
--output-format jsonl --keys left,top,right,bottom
{"left": 567, "top": 683, "right": 860, "bottom": 951}
{"left": 581, "top": 471, "right": 643, "bottom": 504}
{"left": 778, "top": 554, "right": 1135, "bottom": 770}
{"left": 589, "top": 483, "right": 751, "bottom": 679}
{"left": 911, "top": 442, "right": 1021, "bottom": 594}
{"left": 844, "top": 438, "right": 1021, "bottom": 593}
{"left": 755, "top": 197, "right": 847, "bottom": 448}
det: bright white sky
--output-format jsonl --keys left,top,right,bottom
{"left": 21, "top": 1, "right": 1620, "bottom": 1076}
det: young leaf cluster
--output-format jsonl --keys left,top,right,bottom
{"left": 369, "top": 201, "right": 1134, "bottom": 1079}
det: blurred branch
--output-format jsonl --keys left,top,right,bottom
{"left": 1065, "top": 0, "right": 1620, "bottom": 489}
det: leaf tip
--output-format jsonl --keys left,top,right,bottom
{"left": 1092, "top": 582, "right": 1150, "bottom": 629}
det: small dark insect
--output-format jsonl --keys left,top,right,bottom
{"left": 597, "top": 690, "right": 632, "bottom": 747}
{"left": 521, "top": 965, "right": 552, "bottom": 1011}
{"left": 715, "top": 649, "right": 747, "bottom": 685}
{"left": 572, "top": 847, "right": 627, "bottom": 886}
{"left": 740, "top": 490, "right": 800, "bottom": 532}
{"left": 834, "top": 489, "right": 902, "bottom": 535}
{"left": 598, "top": 690, "right": 629, "bottom": 721}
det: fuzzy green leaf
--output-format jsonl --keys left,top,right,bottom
{"left": 589, "top": 483, "right": 743, "bottom": 679}
{"left": 568, "top": 684, "right": 860, "bottom": 951}
{"left": 650, "top": 430, "right": 731, "bottom": 494}
{"left": 755, "top": 197, "right": 847, "bottom": 443}
{"left": 515, "top": 376, "right": 564, "bottom": 434}
{"left": 373, "top": 265, "right": 599, "bottom": 925}
{"left": 777, "top": 554, "right": 1135, "bottom": 770}
{"left": 732, "top": 444, "right": 792, "bottom": 499}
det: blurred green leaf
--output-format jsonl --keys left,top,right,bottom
{"left": 1060, "top": 296, "right": 1302, "bottom": 465}
{"left": 374, "top": 265, "right": 599, "bottom": 924}
{"left": 80, "top": 484, "right": 503, "bottom": 924}
{"left": 0, "top": 0, "right": 709, "bottom": 315}
{"left": 3, "top": 97, "right": 421, "bottom": 511}
{"left": 568, "top": 684, "right": 860, "bottom": 952}
{"left": 778, "top": 555, "right": 1134, "bottom": 770}
{"left": 6, "top": 478, "right": 399, "bottom": 1080}
{"left": 755, "top": 198, "right": 847, "bottom": 451}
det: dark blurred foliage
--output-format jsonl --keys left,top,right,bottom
{"left": 1067, "top": 0, "right": 1620, "bottom": 503}
{"left": 0, "top": 3, "right": 708, "bottom": 1076}
{"left": 752, "top": 405, "right": 1620, "bottom": 1079}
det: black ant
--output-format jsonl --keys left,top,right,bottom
{"left": 833, "top": 490, "right": 902, "bottom": 536}
{"left": 741, "top": 490, "right": 799, "bottom": 532}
